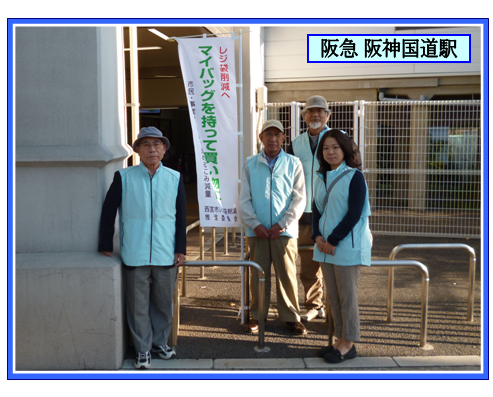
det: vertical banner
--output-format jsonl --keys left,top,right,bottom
{"left": 176, "top": 37, "right": 240, "bottom": 227}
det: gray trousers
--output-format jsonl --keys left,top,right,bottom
{"left": 124, "top": 264, "right": 178, "bottom": 353}
{"left": 320, "top": 262, "right": 361, "bottom": 342}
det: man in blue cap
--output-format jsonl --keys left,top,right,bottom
{"left": 99, "top": 126, "right": 186, "bottom": 369}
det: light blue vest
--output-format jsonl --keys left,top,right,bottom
{"left": 244, "top": 150, "right": 300, "bottom": 238}
{"left": 119, "top": 162, "right": 180, "bottom": 267}
{"left": 291, "top": 126, "right": 330, "bottom": 213}
{"left": 312, "top": 161, "right": 372, "bottom": 266}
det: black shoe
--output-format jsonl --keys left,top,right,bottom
{"left": 317, "top": 345, "right": 335, "bottom": 357}
{"left": 324, "top": 344, "right": 357, "bottom": 363}
{"left": 285, "top": 321, "right": 307, "bottom": 335}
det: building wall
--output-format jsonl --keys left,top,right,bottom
{"left": 236, "top": 26, "right": 266, "bottom": 159}
{"left": 263, "top": 26, "right": 481, "bottom": 103}
{"left": 264, "top": 26, "right": 481, "bottom": 82}
{"left": 15, "top": 26, "right": 131, "bottom": 370}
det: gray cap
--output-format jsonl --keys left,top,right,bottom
{"left": 260, "top": 119, "right": 284, "bottom": 134}
{"left": 302, "top": 95, "right": 330, "bottom": 115}
{"left": 133, "top": 126, "right": 170, "bottom": 151}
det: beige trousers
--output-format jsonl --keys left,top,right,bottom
{"left": 247, "top": 236, "right": 301, "bottom": 322}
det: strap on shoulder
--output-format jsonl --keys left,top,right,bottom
{"left": 322, "top": 169, "right": 353, "bottom": 211}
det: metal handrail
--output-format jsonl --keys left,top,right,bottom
{"left": 171, "top": 260, "right": 269, "bottom": 352}
{"left": 186, "top": 220, "right": 201, "bottom": 234}
{"left": 389, "top": 243, "right": 477, "bottom": 322}
{"left": 298, "top": 246, "right": 430, "bottom": 348}
{"left": 371, "top": 260, "right": 430, "bottom": 348}
{"left": 181, "top": 220, "right": 201, "bottom": 296}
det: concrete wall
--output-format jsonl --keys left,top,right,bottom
{"left": 15, "top": 26, "right": 131, "bottom": 370}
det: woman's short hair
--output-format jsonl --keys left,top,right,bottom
{"left": 316, "top": 129, "right": 362, "bottom": 175}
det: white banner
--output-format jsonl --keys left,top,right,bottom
{"left": 176, "top": 37, "right": 240, "bottom": 227}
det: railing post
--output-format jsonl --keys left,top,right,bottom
{"left": 243, "top": 264, "right": 250, "bottom": 324}
{"left": 211, "top": 227, "right": 216, "bottom": 260}
{"left": 224, "top": 227, "right": 228, "bottom": 255}
{"left": 467, "top": 251, "right": 476, "bottom": 322}
{"left": 199, "top": 227, "right": 205, "bottom": 260}
{"left": 372, "top": 260, "right": 430, "bottom": 348}
{"left": 181, "top": 265, "right": 187, "bottom": 297}
{"left": 421, "top": 271, "right": 430, "bottom": 348}
{"left": 255, "top": 276, "right": 267, "bottom": 352}
{"left": 387, "top": 267, "right": 395, "bottom": 322}
{"left": 182, "top": 220, "right": 201, "bottom": 298}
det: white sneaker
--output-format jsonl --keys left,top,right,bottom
{"left": 300, "top": 309, "right": 319, "bottom": 322}
{"left": 152, "top": 344, "right": 176, "bottom": 360}
{"left": 301, "top": 308, "right": 326, "bottom": 321}
{"left": 134, "top": 351, "right": 151, "bottom": 369}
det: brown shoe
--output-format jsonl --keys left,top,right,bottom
{"left": 245, "top": 319, "right": 259, "bottom": 333}
{"left": 285, "top": 321, "right": 307, "bottom": 335}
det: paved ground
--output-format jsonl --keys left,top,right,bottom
{"left": 123, "top": 212, "right": 483, "bottom": 372}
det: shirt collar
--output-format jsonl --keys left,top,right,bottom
{"left": 262, "top": 149, "right": 283, "bottom": 169}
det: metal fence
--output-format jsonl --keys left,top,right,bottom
{"left": 265, "top": 100, "right": 481, "bottom": 238}
{"left": 265, "top": 102, "right": 358, "bottom": 150}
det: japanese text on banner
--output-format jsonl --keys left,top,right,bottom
{"left": 177, "top": 37, "right": 240, "bottom": 227}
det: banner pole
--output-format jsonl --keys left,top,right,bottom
{"left": 238, "top": 29, "right": 246, "bottom": 324}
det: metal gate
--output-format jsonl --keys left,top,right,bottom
{"left": 265, "top": 100, "right": 481, "bottom": 238}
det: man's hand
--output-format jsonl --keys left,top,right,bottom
{"left": 268, "top": 224, "right": 283, "bottom": 240}
{"left": 174, "top": 253, "right": 185, "bottom": 267}
{"left": 102, "top": 251, "right": 113, "bottom": 257}
{"left": 254, "top": 225, "right": 270, "bottom": 239}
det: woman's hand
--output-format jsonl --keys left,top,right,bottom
{"left": 315, "top": 236, "right": 327, "bottom": 253}
{"left": 315, "top": 237, "right": 335, "bottom": 255}
{"left": 324, "top": 242, "right": 336, "bottom": 256}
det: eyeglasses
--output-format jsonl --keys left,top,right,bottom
{"left": 263, "top": 132, "right": 284, "bottom": 139}
{"left": 140, "top": 141, "right": 164, "bottom": 149}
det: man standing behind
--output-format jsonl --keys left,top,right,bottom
{"left": 99, "top": 127, "right": 186, "bottom": 369}
{"left": 287, "top": 95, "right": 331, "bottom": 322}
{"left": 240, "top": 120, "right": 307, "bottom": 335}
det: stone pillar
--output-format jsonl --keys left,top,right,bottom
{"left": 15, "top": 27, "right": 131, "bottom": 370}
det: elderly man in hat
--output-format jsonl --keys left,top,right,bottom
{"left": 240, "top": 120, "right": 307, "bottom": 335}
{"left": 287, "top": 95, "right": 332, "bottom": 322}
{"left": 98, "top": 126, "right": 186, "bottom": 369}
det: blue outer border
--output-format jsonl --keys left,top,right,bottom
{"left": 7, "top": 17, "right": 489, "bottom": 380}
{"left": 307, "top": 34, "right": 471, "bottom": 63}
{"left": 7, "top": 17, "right": 14, "bottom": 380}
{"left": 482, "top": 16, "right": 490, "bottom": 381}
